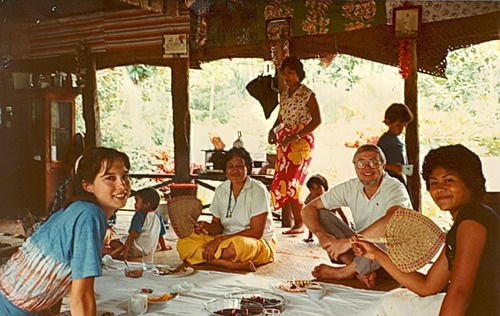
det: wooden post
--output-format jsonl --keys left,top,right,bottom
{"left": 171, "top": 58, "right": 191, "bottom": 183}
{"left": 81, "top": 45, "right": 101, "bottom": 148}
{"left": 404, "top": 40, "right": 421, "bottom": 211}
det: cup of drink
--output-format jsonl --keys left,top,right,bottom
{"left": 128, "top": 293, "right": 148, "bottom": 315}
{"left": 306, "top": 284, "right": 326, "bottom": 301}
{"left": 142, "top": 251, "right": 155, "bottom": 270}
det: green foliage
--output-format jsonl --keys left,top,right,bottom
{"left": 126, "top": 65, "right": 158, "bottom": 84}
{"left": 419, "top": 41, "right": 499, "bottom": 157}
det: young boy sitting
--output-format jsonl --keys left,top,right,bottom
{"left": 303, "top": 175, "right": 349, "bottom": 242}
{"left": 104, "top": 188, "right": 171, "bottom": 260}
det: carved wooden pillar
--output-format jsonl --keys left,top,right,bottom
{"left": 171, "top": 58, "right": 191, "bottom": 183}
{"left": 81, "top": 44, "right": 101, "bottom": 148}
{"left": 404, "top": 40, "right": 421, "bottom": 211}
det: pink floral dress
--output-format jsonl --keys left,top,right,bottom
{"left": 271, "top": 84, "right": 315, "bottom": 209}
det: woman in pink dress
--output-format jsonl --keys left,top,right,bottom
{"left": 268, "top": 56, "right": 322, "bottom": 235}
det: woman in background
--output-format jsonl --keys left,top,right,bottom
{"left": 268, "top": 56, "right": 322, "bottom": 235}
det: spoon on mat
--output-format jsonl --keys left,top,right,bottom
{"left": 124, "top": 259, "right": 132, "bottom": 270}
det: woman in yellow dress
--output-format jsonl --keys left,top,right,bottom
{"left": 177, "top": 147, "right": 276, "bottom": 271}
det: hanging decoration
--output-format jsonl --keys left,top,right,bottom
{"left": 191, "top": 0, "right": 210, "bottom": 46}
{"left": 393, "top": 4, "right": 422, "bottom": 79}
{"left": 266, "top": 17, "right": 291, "bottom": 68}
{"left": 398, "top": 39, "right": 412, "bottom": 79}
{"left": 264, "top": 1, "right": 293, "bottom": 68}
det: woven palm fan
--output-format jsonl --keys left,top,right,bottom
{"left": 358, "top": 208, "right": 445, "bottom": 273}
{"left": 167, "top": 196, "right": 203, "bottom": 238}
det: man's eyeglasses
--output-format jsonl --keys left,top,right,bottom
{"left": 354, "top": 159, "right": 382, "bottom": 169}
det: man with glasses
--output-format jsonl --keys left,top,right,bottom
{"left": 302, "top": 144, "right": 411, "bottom": 288}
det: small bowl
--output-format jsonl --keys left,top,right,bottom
{"left": 204, "top": 298, "right": 264, "bottom": 315}
{"left": 227, "top": 291, "right": 287, "bottom": 312}
{"left": 124, "top": 267, "right": 143, "bottom": 278}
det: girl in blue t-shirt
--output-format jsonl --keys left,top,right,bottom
{"left": 0, "top": 147, "right": 132, "bottom": 315}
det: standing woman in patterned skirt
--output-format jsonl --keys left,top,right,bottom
{"left": 268, "top": 56, "right": 322, "bottom": 235}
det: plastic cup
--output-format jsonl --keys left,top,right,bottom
{"left": 128, "top": 293, "right": 148, "bottom": 315}
{"left": 306, "top": 284, "right": 325, "bottom": 301}
{"left": 142, "top": 251, "right": 155, "bottom": 270}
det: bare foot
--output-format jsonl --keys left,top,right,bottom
{"left": 231, "top": 260, "right": 257, "bottom": 272}
{"left": 212, "top": 259, "right": 257, "bottom": 272}
{"left": 282, "top": 226, "right": 305, "bottom": 235}
{"left": 312, "top": 263, "right": 356, "bottom": 280}
{"left": 162, "top": 245, "right": 173, "bottom": 251}
{"left": 356, "top": 271, "right": 378, "bottom": 289}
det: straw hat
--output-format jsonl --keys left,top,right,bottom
{"left": 167, "top": 196, "right": 203, "bottom": 238}
{"left": 359, "top": 207, "right": 445, "bottom": 273}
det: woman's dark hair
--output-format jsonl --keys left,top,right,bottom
{"left": 422, "top": 144, "right": 486, "bottom": 202}
{"left": 281, "top": 56, "right": 305, "bottom": 82}
{"left": 224, "top": 147, "right": 253, "bottom": 175}
{"left": 306, "top": 174, "right": 329, "bottom": 191}
{"left": 63, "top": 147, "right": 130, "bottom": 208}
{"left": 135, "top": 187, "right": 160, "bottom": 210}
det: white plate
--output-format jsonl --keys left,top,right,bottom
{"left": 153, "top": 265, "right": 195, "bottom": 277}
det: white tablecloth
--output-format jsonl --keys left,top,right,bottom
{"left": 64, "top": 259, "right": 386, "bottom": 316}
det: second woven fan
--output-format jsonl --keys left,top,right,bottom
{"left": 358, "top": 208, "right": 445, "bottom": 273}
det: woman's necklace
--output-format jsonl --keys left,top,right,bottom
{"left": 226, "top": 182, "right": 245, "bottom": 218}
{"left": 226, "top": 183, "right": 237, "bottom": 218}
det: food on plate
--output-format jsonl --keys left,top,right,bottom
{"left": 212, "top": 308, "right": 260, "bottom": 315}
{"left": 139, "top": 288, "right": 176, "bottom": 303}
{"left": 148, "top": 293, "right": 172, "bottom": 302}
{"left": 241, "top": 296, "right": 283, "bottom": 312}
{"left": 204, "top": 298, "right": 264, "bottom": 315}
{"left": 156, "top": 265, "right": 188, "bottom": 276}
{"left": 229, "top": 291, "right": 286, "bottom": 312}
{"left": 275, "top": 280, "right": 314, "bottom": 292}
